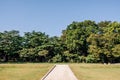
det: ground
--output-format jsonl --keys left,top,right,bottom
{"left": 0, "top": 63, "right": 120, "bottom": 80}
{"left": 70, "top": 63, "right": 120, "bottom": 80}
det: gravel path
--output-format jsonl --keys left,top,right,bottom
{"left": 41, "top": 65, "right": 78, "bottom": 80}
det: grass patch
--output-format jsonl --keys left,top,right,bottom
{"left": 0, "top": 63, "right": 53, "bottom": 80}
{"left": 69, "top": 63, "right": 120, "bottom": 80}
{"left": 0, "top": 63, "right": 120, "bottom": 80}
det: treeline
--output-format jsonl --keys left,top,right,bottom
{"left": 0, "top": 20, "right": 120, "bottom": 63}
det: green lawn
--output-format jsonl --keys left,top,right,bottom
{"left": 0, "top": 63, "right": 120, "bottom": 80}
{"left": 0, "top": 63, "right": 53, "bottom": 80}
{"left": 70, "top": 63, "right": 120, "bottom": 80}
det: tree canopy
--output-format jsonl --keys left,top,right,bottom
{"left": 0, "top": 20, "right": 120, "bottom": 63}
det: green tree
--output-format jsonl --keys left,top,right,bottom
{"left": 0, "top": 30, "right": 22, "bottom": 62}
{"left": 62, "top": 20, "right": 98, "bottom": 56}
{"left": 87, "top": 21, "right": 120, "bottom": 63}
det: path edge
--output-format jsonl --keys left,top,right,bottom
{"left": 40, "top": 65, "right": 56, "bottom": 80}
{"left": 68, "top": 65, "right": 78, "bottom": 80}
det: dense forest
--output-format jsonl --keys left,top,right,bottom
{"left": 0, "top": 20, "right": 120, "bottom": 63}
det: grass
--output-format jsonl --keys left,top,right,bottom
{"left": 0, "top": 63, "right": 120, "bottom": 80}
{"left": 0, "top": 63, "right": 53, "bottom": 80}
{"left": 69, "top": 63, "right": 120, "bottom": 80}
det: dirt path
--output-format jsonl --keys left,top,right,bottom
{"left": 41, "top": 65, "right": 78, "bottom": 80}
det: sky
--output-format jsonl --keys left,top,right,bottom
{"left": 0, "top": 0, "right": 120, "bottom": 36}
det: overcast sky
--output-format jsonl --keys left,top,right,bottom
{"left": 0, "top": 0, "right": 120, "bottom": 36}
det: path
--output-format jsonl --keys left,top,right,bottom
{"left": 41, "top": 65, "right": 78, "bottom": 80}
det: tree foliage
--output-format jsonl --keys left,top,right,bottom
{"left": 0, "top": 20, "right": 120, "bottom": 63}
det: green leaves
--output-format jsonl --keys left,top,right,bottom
{"left": 112, "top": 45, "right": 120, "bottom": 57}
{"left": 63, "top": 20, "right": 98, "bottom": 56}
{"left": 0, "top": 30, "right": 22, "bottom": 61}
{"left": 0, "top": 20, "right": 120, "bottom": 63}
{"left": 87, "top": 21, "right": 120, "bottom": 63}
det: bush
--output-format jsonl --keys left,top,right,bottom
{"left": 51, "top": 54, "right": 62, "bottom": 63}
{"left": 86, "top": 54, "right": 98, "bottom": 63}
{"left": 78, "top": 56, "right": 86, "bottom": 63}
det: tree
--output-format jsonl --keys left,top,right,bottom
{"left": 87, "top": 21, "right": 120, "bottom": 63}
{"left": 0, "top": 20, "right": 120, "bottom": 63}
{"left": 61, "top": 20, "right": 98, "bottom": 56}
{"left": 23, "top": 31, "right": 49, "bottom": 48}
{"left": 0, "top": 30, "right": 22, "bottom": 62}
{"left": 19, "top": 31, "right": 50, "bottom": 62}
